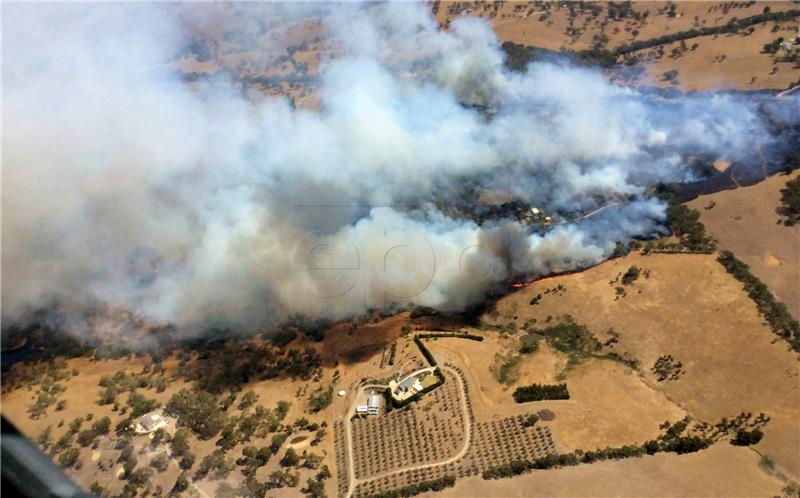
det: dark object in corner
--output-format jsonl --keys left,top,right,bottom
{"left": 1, "top": 416, "right": 93, "bottom": 498}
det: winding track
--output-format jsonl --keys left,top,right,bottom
{"left": 343, "top": 365, "right": 472, "bottom": 498}
{"left": 550, "top": 201, "right": 623, "bottom": 226}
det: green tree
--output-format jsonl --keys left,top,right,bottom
{"left": 306, "top": 478, "right": 326, "bottom": 498}
{"left": 171, "top": 428, "right": 190, "bottom": 457}
{"left": 238, "top": 390, "right": 260, "bottom": 411}
{"left": 150, "top": 454, "right": 169, "bottom": 472}
{"left": 732, "top": 428, "right": 764, "bottom": 446}
{"left": 280, "top": 448, "right": 300, "bottom": 467}
{"left": 180, "top": 452, "right": 196, "bottom": 470}
{"left": 92, "top": 416, "right": 111, "bottom": 435}
{"left": 58, "top": 448, "right": 80, "bottom": 468}
{"left": 77, "top": 429, "right": 97, "bottom": 447}
{"left": 36, "top": 426, "right": 52, "bottom": 451}
{"left": 151, "top": 428, "right": 165, "bottom": 447}
{"left": 172, "top": 472, "right": 190, "bottom": 493}
{"left": 777, "top": 176, "right": 800, "bottom": 226}
{"left": 166, "top": 389, "right": 227, "bottom": 439}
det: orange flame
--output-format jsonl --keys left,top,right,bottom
{"left": 508, "top": 275, "right": 555, "bottom": 288}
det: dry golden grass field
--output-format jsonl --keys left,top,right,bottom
{"left": 424, "top": 334, "right": 686, "bottom": 451}
{"left": 688, "top": 170, "right": 800, "bottom": 319}
{"left": 490, "top": 251, "right": 800, "bottom": 480}
{"left": 426, "top": 444, "right": 786, "bottom": 498}
{"left": 436, "top": 1, "right": 800, "bottom": 90}
{"left": 172, "top": 1, "right": 800, "bottom": 103}
{"left": 3, "top": 3, "right": 800, "bottom": 497}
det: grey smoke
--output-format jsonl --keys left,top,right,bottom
{"left": 2, "top": 3, "right": 793, "bottom": 338}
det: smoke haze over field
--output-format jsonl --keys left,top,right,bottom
{"left": 3, "top": 3, "right": 796, "bottom": 338}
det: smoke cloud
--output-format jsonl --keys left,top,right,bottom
{"left": 3, "top": 3, "right": 794, "bottom": 338}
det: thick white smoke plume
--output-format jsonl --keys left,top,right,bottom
{"left": 2, "top": 3, "right": 790, "bottom": 337}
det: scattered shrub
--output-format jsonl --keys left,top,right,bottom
{"left": 621, "top": 266, "right": 641, "bottom": 285}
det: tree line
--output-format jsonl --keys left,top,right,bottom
{"left": 717, "top": 250, "right": 800, "bottom": 352}
{"left": 413, "top": 332, "right": 484, "bottom": 367}
{"left": 565, "top": 8, "right": 800, "bottom": 68}
{"left": 483, "top": 430, "right": 713, "bottom": 480}
{"left": 512, "top": 383, "right": 570, "bottom": 403}
{"left": 365, "top": 475, "right": 456, "bottom": 498}
{"left": 413, "top": 335, "right": 438, "bottom": 367}
{"left": 776, "top": 175, "right": 800, "bottom": 226}
{"left": 611, "top": 9, "right": 800, "bottom": 57}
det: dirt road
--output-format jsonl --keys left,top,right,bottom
{"left": 344, "top": 365, "right": 472, "bottom": 498}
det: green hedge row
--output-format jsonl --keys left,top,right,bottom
{"left": 413, "top": 335, "right": 438, "bottom": 367}
{"left": 512, "top": 383, "right": 570, "bottom": 403}
{"left": 413, "top": 333, "right": 485, "bottom": 368}
{"left": 415, "top": 332, "right": 484, "bottom": 341}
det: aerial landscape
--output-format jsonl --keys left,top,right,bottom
{"left": 1, "top": 2, "right": 799, "bottom": 498}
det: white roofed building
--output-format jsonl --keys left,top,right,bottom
{"left": 135, "top": 411, "right": 167, "bottom": 435}
{"left": 367, "top": 394, "right": 382, "bottom": 415}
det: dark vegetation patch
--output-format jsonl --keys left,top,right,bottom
{"left": 269, "top": 329, "right": 297, "bottom": 348}
{"left": 500, "top": 42, "right": 560, "bottom": 71}
{"left": 643, "top": 204, "right": 717, "bottom": 254}
{"left": 173, "top": 340, "right": 321, "bottom": 394}
{"left": 512, "top": 383, "right": 570, "bottom": 403}
{"left": 413, "top": 331, "right": 485, "bottom": 367}
{"left": 496, "top": 355, "right": 521, "bottom": 386}
{"left": 522, "top": 413, "right": 539, "bottom": 427}
{"left": 519, "top": 334, "right": 540, "bottom": 354}
{"left": 526, "top": 316, "right": 638, "bottom": 377}
{"left": 651, "top": 355, "right": 684, "bottom": 382}
{"left": 413, "top": 335, "right": 438, "bottom": 367}
{"left": 165, "top": 389, "right": 229, "bottom": 439}
{"left": 308, "top": 385, "right": 333, "bottom": 413}
{"left": 732, "top": 428, "right": 765, "bottom": 446}
{"left": 621, "top": 266, "right": 641, "bottom": 285}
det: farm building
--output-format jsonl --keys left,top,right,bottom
{"left": 135, "top": 411, "right": 167, "bottom": 434}
{"left": 356, "top": 393, "right": 383, "bottom": 416}
{"left": 367, "top": 394, "right": 382, "bottom": 414}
